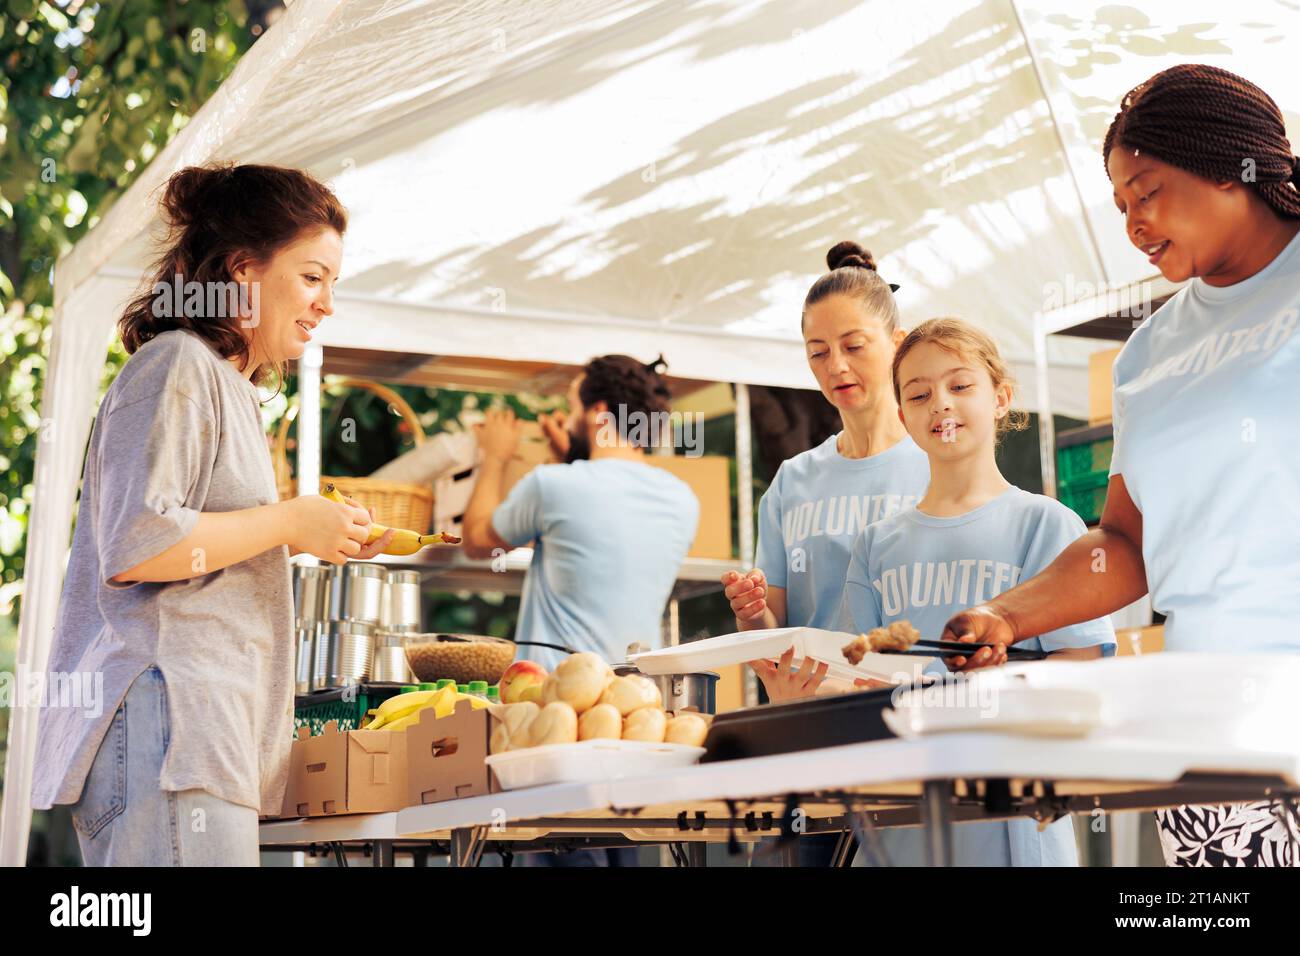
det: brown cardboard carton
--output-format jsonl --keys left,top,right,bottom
{"left": 1115, "top": 624, "right": 1164, "bottom": 656}
{"left": 498, "top": 446, "right": 732, "bottom": 560}
{"left": 280, "top": 722, "right": 348, "bottom": 818}
{"left": 644, "top": 455, "right": 732, "bottom": 560}
{"left": 501, "top": 420, "right": 560, "bottom": 497}
{"left": 345, "top": 726, "right": 410, "bottom": 814}
{"left": 273, "top": 721, "right": 413, "bottom": 818}
{"left": 1089, "top": 348, "right": 1121, "bottom": 425}
{"left": 406, "top": 699, "right": 497, "bottom": 806}
{"left": 714, "top": 663, "right": 748, "bottom": 713}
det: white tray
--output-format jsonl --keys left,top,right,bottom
{"left": 628, "top": 627, "right": 934, "bottom": 684}
{"left": 884, "top": 685, "right": 1103, "bottom": 739}
{"left": 486, "top": 740, "right": 706, "bottom": 790}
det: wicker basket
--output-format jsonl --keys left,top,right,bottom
{"left": 273, "top": 377, "right": 435, "bottom": 534}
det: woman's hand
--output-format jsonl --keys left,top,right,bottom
{"left": 476, "top": 407, "right": 524, "bottom": 462}
{"left": 940, "top": 604, "right": 1015, "bottom": 672}
{"left": 748, "top": 647, "right": 829, "bottom": 702}
{"left": 349, "top": 500, "right": 396, "bottom": 560}
{"left": 281, "top": 495, "right": 372, "bottom": 565}
{"left": 723, "top": 569, "right": 768, "bottom": 622}
{"left": 538, "top": 410, "right": 570, "bottom": 460}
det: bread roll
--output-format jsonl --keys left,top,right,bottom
{"left": 577, "top": 703, "right": 622, "bottom": 741}
{"left": 664, "top": 713, "right": 708, "bottom": 747}
{"left": 622, "top": 706, "right": 667, "bottom": 743}
{"left": 529, "top": 702, "right": 579, "bottom": 746}
{"left": 549, "top": 652, "right": 613, "bottom": 713}
{"left": 490, "top": 701, "right": 540, "bottom": 754}
{"left": 540, "top": 674, "right": 560, "bottom": 706}
{"left": 599, "top": 674, "right": 663, "bottom": 716}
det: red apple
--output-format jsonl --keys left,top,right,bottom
{"left": 500, "top": 660, "right": 548, "bottom": 705}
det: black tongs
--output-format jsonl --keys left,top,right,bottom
{"left": 878, "top": 639, "right": 1046, "bottom": 661}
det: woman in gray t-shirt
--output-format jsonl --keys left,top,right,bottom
{"left": 32, "top": 165, "right": 394, "bottom": 866}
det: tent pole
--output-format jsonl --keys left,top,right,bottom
{"left": 734, "top": 382, "right": 759, "bottom": 709}
{"left": 0, "top": 289, "right": 115, "bottom": 866}
{"left": 297, "top": 343, "right": 323, "bottom": 508}
{"left": 735, "top": 383, "right": 754, "bottom": 569}
{"left": 1034, "top": 312, "right": 1057, "bottom": 498}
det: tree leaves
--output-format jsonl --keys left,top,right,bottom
{"left": 0, "top": 1, "right": 258, "bottom": 611}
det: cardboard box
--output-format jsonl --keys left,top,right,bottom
{"left": 445, "top": 418, "right": 732, "bottom": 559}
{"left": 1115, "top": 624, "right": 1164, "bottom": 656}
{"left": 436, "top": 422, "right": 557, "bottom": 536}
{"left": 278, "top": 723, "right": 349, "bottom": 818}
{"left": 714, "top": 663, "right": 748, "bottom": 713}
{"left": 1089, "top": 347, "right": 1121, "bottom": 425}
{"left": 406, "top": 699, "right": 497, "bottom": 806}
{"left": 275, "top": 720, "right": 413, "bottom": 818}
{"left": 501, "top": 420, "right": 559, "bottom": 497}
{"left": 345, "top": 725, "right": 410, "bottom": 814}
{"left": 644, "top": 454, "right": 732, "bottom": 560}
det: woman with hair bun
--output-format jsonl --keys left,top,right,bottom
{"left": 720, "top": 242, "right": 930, "bottom": 701}
{"left": 943, "top": 65, "right": 1300, "bottom": 866}
{"left": 32, "top": 164, "right": 394, "bottom": 866}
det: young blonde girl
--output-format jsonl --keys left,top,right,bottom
{"left": 839, "top": 318, "right": 1115, "bottom": 866}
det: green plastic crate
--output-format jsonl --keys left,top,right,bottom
{"left": 1058, "top": 471, "right": 1110, "bottom": 525}
{"left": 1055, "top": 436, "right": 1113, "bottom": 485}
{"left": 293, "top": 686, "right": 403, "bottom": 738}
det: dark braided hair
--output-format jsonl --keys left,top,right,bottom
{"left": 1103, "top": 64, "right": 1300, "bottom": 219}
{"left": 803, "top": 240, "right": 901, "bottom": 332}
{"left": 578, "top": 354, "right": 673, "bottom": 447}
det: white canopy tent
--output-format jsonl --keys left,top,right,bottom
{"left": 4, "top": 0, "right": 1298, "bottom": 864}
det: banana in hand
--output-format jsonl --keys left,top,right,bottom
{"left": 320, "top": 483, "right": 461, "bottom": 554}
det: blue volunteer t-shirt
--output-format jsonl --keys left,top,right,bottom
{"left": 492, "top": 459, "right": 699, "bottom": 670}
{"left": 1110, "top": 228, "right": 1300, "bottom": 653}
{"left": 840, "top": 486, "right": 1115, "bottom": 866}
{"left": 755, "top": 433, "right": 930, "bottom": 628}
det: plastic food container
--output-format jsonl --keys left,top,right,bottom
{"left": 883, "top": 686, "right": 1103, "bottom": 739}
{"left": 486, "top": 740, "right": 705, "bottom": 790}
{"left": 629, "top": 627, "right": 934, "bottom": 684}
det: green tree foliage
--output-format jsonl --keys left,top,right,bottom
{"left": 0, "top": 1, "right": 260, "bottom": 622}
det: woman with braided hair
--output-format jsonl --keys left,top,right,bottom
{"left": 941, "top": 64, "right": 1300, "bottom": 866}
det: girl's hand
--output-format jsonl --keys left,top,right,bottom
{"left": 748, "top": 647, "right": 829, "bottom": 702}
{"left": 722, "top": 569, "right": 769, "bottom": 622}
{"left": 282, "top": 495, "right": 372, "bottom": 565}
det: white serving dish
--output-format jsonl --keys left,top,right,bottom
{"left": 628, "top": 627, "right": 934, "bottom": 684}
{"left": 486, "top": 740, "right": 706, "bottom": 790}
{"left": 883, "top": 685, "right": 1103, "bottom": 739}
{"left": 959, "top": 654, "right": 1300, "bottom": 753}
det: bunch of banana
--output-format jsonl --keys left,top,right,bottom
{"left": 320, "top": 483, "right": 462, "bottom": 554}
{"left": 366, "top": 685, "right": 491, "bottom": 732}
{"left": 366, "top": 684, "right": 457, "bottom": 731}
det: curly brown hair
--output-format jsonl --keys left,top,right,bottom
{"left": 1103, "top": 64, "right": 1300, "bottom": 219}
{"left": 118, "top": 163, "right": 348, "bottom": 388}
{"left": 578, "top": 354, "right": 673, "bottom": 447}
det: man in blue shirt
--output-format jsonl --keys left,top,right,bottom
{"left": 462, "top": 355, "right": 700, "bottom": 671}
{"left": 462, "top": 356, "right": 699, "bottom": 868}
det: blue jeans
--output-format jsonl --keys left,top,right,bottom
{"left": 70, "top": 666, "right": 260, "bottom": 866}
